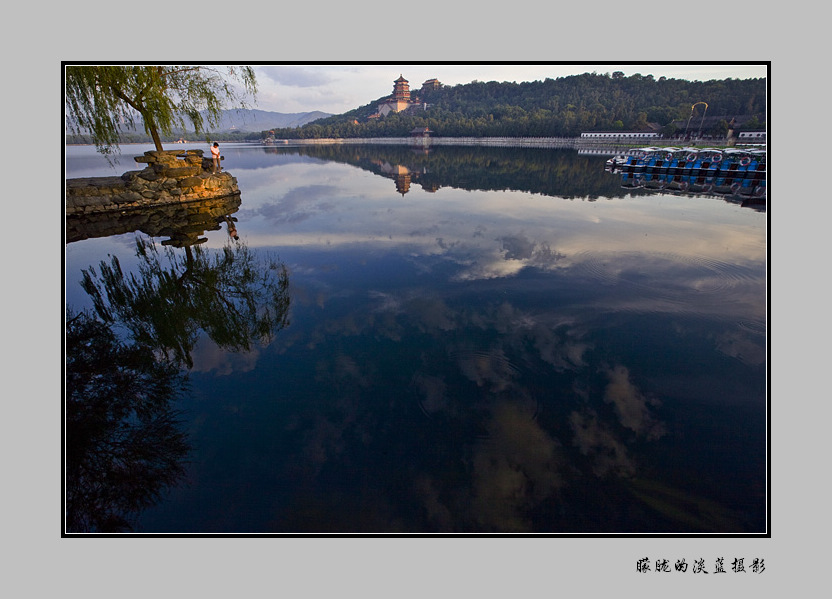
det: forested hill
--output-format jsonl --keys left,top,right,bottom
{"left": 269, "top": 72, "right": 766, "bottom": 139}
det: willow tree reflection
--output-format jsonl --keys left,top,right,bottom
{"left": 66, "top": 309, "right": 189, "bottom": 533}
{"left": 68, "top": 236, "right": 291, "bottom": 531}
{"left": 80, "top": 236, "right": 291, "bottom": 369}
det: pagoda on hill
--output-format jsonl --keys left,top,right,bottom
{"left": 376, "top": 75, "right": 422, "bottom": 117}
{"left": 392, "top": 75, "right": 410, "bottom": 102}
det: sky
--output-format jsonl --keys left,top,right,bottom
{"left": 248, "top": 63, "right": 768, "bottom": 115}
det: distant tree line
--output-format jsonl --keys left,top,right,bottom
{"left": 66, "top": 129, "right": 262, "bottom": 145}
{"left": 265, "top": 72, "right": 767, "bottom": 139}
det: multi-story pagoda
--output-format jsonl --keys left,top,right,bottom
{"left": 376, "top": 75, "right": 421, "bottom": 117}
{"left": 392, "top": 75, "right": 410, "bottom": 102}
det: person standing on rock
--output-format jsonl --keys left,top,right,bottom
{"left": 211, "top": 142, "right": 221, "bottom": 174}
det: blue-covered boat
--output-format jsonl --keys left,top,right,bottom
{"left": 611, "top": 147, "right": 765, "bottom": 178}
{"left": 612, "top": 146, "right": 766, "bottom": 202}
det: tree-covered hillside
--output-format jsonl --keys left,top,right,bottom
{"left": 267, "top": 71, "right": 766, "bottom": 139}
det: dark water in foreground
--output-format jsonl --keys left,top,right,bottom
{"left": 64, "top": 142, "right": 767, "bottom": 534}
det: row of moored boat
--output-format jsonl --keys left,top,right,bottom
{"left": 607, "top": 147, "right": 766, "bottom": 176}
{"left": 606, "top": 147, "right": 766, "bottom": 200}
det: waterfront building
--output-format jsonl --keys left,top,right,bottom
{"left": 580, "top": 131, "right": 660, "bottom": 139}
{"left": 737, "top": 130, "right": 766, "bottom": 142}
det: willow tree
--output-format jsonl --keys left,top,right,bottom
{"left": 65, "top": 65, "right": 257, "bottom": 155}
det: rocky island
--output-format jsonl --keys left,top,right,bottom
{"left": 65, "top": 149, "right": 240, "bottom": 216}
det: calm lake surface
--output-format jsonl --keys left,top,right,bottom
{"left": 64, "top": 142, "right": 767, "bottom": 534}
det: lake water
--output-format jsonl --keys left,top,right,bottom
{"left": 64, "top": 142, "right": 767, "bottom": 534}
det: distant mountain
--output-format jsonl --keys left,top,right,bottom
{"left": 209, "top": 109, "right": 332, "bottom": 132}
{"left": 66, "top": 108, "right": 332, "bottom": 135}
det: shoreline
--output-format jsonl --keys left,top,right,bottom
{"left": 67, "top": 136, "right": 761, "bottom": 151}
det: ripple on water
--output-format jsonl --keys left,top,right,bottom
{"left": 571, "top": 250, "right": 763, "bottom": 309}
{"left": 737, "top": 318, "right": 767, "bottom": 336}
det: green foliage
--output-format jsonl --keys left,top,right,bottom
{"left": 736, "top": 115, "right": 765, "bottom": 131}
{"left": 266, "top": 72, "right": 766, "bottom": 140}
{"left": 65, "top": 65, "right": 257, "bottom": 155}
{"left": 712, "top": 119, "right": 731, "bottom": 136}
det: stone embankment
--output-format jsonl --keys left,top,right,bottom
{"left": 267, "top": 136, "right": 580, "bottom": 148}
{"left": 265, "top": 136, "right": 741, "bottom": 150}
{"left": 66, "top": 149, "right": 239, "bottom": 216}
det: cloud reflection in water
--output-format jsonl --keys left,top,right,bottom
{"left": 66, "top": 145, "right": 765, "bottom": 533}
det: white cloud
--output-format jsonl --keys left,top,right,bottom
{"left": 603, "top": 364, "right": 666, "bottom": 440}
{"left": 256, "top": 65, "right": 335, "bottom": 88}
{"left": 189, "top": 335, "right": 262, "bottom": 376}
{"left": 470, "top": 401, "right": 563, "bottom": 532}
{"left": 570, "top": 410, "right": 636, "bottom": 477}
